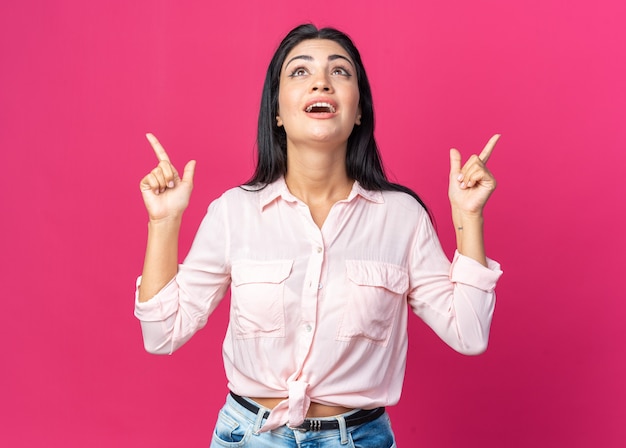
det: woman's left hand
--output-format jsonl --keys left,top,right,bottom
{"left": 448, "top": 134, "right": 500, "bottom": 216}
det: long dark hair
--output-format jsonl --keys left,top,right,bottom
{"left": 245, "top": 24, "right": 429, "bottom": 213}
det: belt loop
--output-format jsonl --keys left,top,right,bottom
{"left": 337, "top": 415, "right": 348, "bottom": 445}
{"left": 252, "top": 405, "right": 268, "bottom": 435}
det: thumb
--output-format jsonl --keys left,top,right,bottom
{"left": 449, "top": 148, "right": 462, "bottom": 176}
{"left": 181, "top": 160, "right": 196, "bottom": 184}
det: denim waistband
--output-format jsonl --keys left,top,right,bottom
{"left": 229, "top": 392, "right": 385, "bottom": 432}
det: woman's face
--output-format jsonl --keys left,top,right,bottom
{"left": 277, "top": 39, "right": 361, "bottom": 150}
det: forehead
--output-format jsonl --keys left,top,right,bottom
{"left": 283, "top": 39, "right": 353, "bottom": 68}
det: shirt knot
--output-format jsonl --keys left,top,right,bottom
{"left": 258, "top": 380, "right": 310, "bottom": 433}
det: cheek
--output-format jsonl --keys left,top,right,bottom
{"left": 346, "top": 86, "right": 360, "bottom": 108}
{"left": 347, "top": 92, "right": 361, "bottom": 118}
{"left": 277, "top": 89, "right": 297, "bottom": 117}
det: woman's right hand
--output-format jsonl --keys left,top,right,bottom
{"left": 139, "top": 133, "right": 196, "bottom": 222}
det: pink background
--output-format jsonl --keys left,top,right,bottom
{"left": 1, "top": 1, "right": 624, "bottom": 447}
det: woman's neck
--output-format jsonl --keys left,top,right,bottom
{"left": 284, "top": 142, "right": 353, "bottom": 205}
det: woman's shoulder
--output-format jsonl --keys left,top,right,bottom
{"left": 379, "top": 189, "right": 428, "bottom": 215}
{"left": 221, "top": 184, "right": 258, "bottom": 196}
{"left": 210, "top": 181, "right": 276, "bottom": 207}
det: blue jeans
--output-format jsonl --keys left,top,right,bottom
{"left": 210, "top": 393, "right": 397, "bottom": 447}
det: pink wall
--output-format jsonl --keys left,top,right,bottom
{"left": 1, "top": 1, "right": 624, "bottom": 446}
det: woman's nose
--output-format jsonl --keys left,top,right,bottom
{"left": 311, "top": 73, "right": 333, "bottom": 92}
{"left": 312, "top": 84, "right": 330, "bottom": 92}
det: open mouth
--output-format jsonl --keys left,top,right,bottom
{"left": 305, "top": 102, "right": 336, "bottom": 113}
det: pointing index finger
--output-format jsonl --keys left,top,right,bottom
{"left": 479, "top": 134, "right": 501, "bottom": 164}
{"left": 146, "top": 133, "right": 171, "bottom": 162}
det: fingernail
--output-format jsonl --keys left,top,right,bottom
{"left": 457, "top": 174, "right": 464, "bottom": 181}
{"left": 168, "top": 181, "right": 175, "bottom": 188}
{"left": 460, "top": 182, "right": 466, "bottom": 189}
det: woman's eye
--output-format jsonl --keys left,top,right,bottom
{"left": 289, "top": 67, "right": 308, "bottom": 77}
{"left": 332, "top": 66, "right": 352, "bottom": 77}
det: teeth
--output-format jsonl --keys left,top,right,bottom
{"left": 305, "top": 102, "right": 336, "bottom": 113}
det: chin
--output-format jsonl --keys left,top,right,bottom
{"left": 308, "top": 125, "right": 353, "bottom": 143}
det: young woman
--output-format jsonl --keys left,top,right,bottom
{"left": 136, "top": 24, "right": 502, "bottom": 447}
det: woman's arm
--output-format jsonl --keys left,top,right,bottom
{"left": 138, "top": 133, "right": 196, "bottom": 302}
{"left": 448, "top": 134, "right": 500, "bottom": 267}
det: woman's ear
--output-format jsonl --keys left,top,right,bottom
{"left": 276, "top": 115, "right": 283, "bottom": 127}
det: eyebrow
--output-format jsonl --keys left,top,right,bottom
{"left": 284, "top": 54, "right": 354, "bottom": 70}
